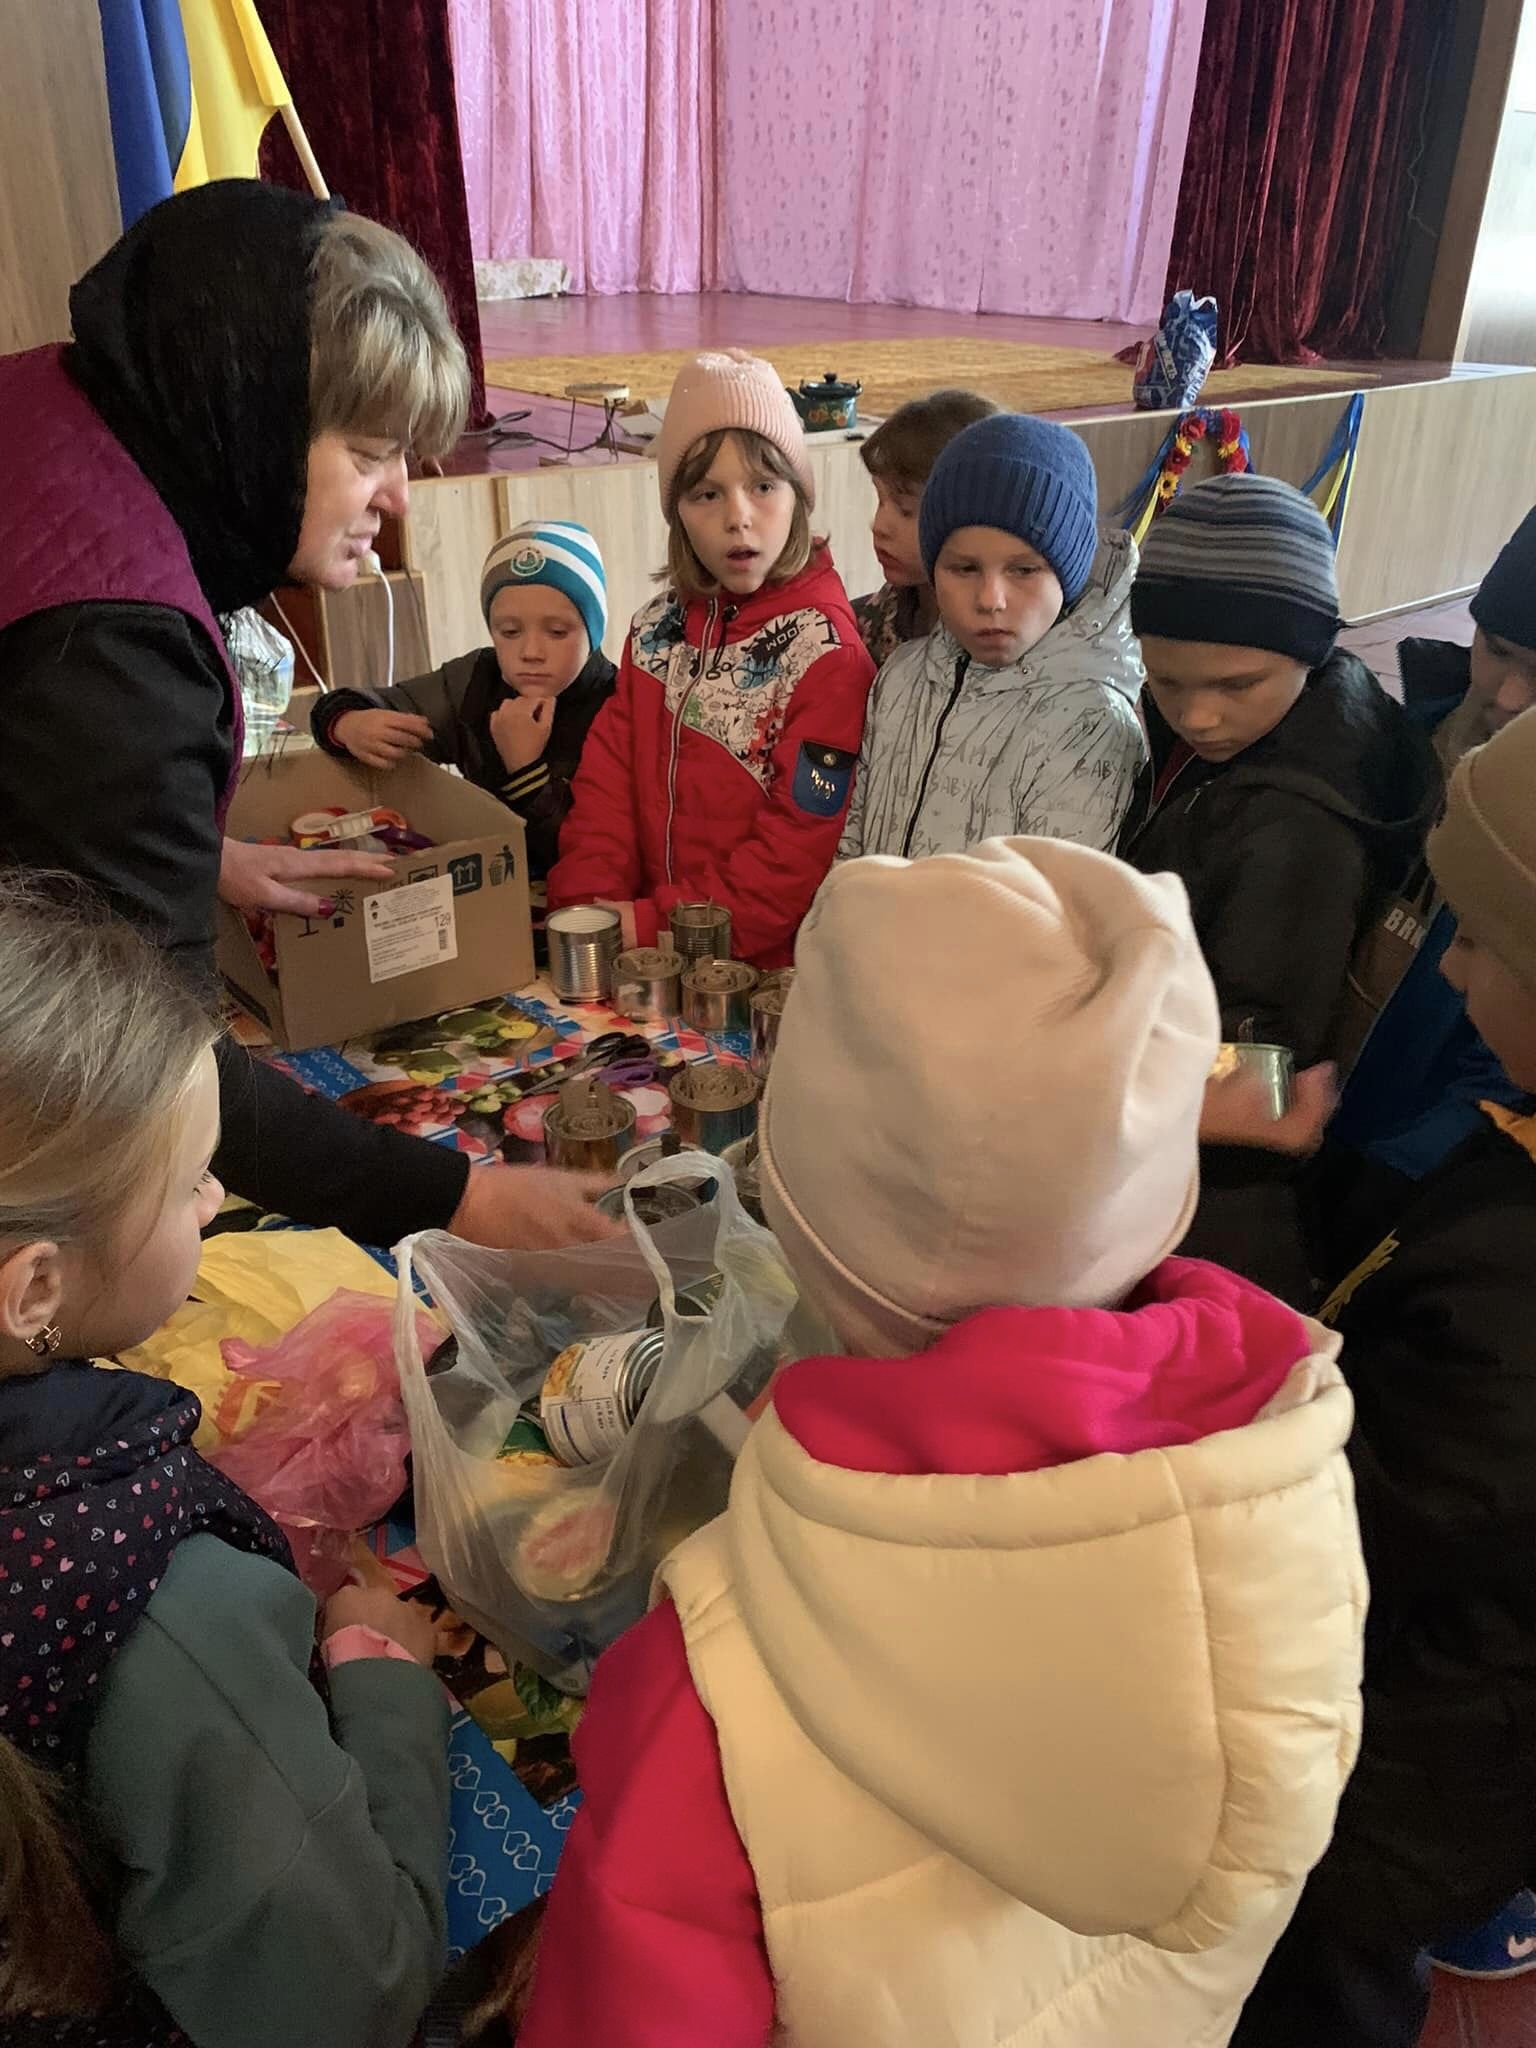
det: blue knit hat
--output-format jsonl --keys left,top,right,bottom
{"left": 481, "top": 520, "right": 608, "bottom": 651}
{"left": 919, "top": 415, "right": 1099, "bottom": 604}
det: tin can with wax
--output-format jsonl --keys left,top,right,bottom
{"left": 683, "top": 957, "right": 759, "bottom": 1034}
{"left": 547, "top": 903, "right": 622, "bottom": 1002}
{"left": 669, "top": 900, "right": 732, "bottom": 965}
{"left": 542, "top": 1075, "right": 637, "bottom": 1174}
{"left": 1209, "top": 1042, "right": 1295, "bottom": 1120}
{"left": 668, "top": 1060, "right": 760, "bottom": 1153}
{"left": 612, "top": 945, "right": 683, "bottom": 1025}
{"left": 749, "top": 970, "right": 794, "bottom": 1076}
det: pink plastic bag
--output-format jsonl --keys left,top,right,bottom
{"left": 208, "top": 1288, "right": 436, "bottom": 1594}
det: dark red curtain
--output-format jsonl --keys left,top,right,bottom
{"left": 257, "top": 0, "right": 487, "bottom": 427}
{"left": 1164, "top": 0, "right": 1448, "bottom": 364}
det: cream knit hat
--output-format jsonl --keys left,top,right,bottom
{"left": 1428, "top": 707, "right": 1536, "bottom": 987}
{"left": 654, "top": 349, "right": 815, "bottom": 516}
{"left": 759, "top": 837, "right": 1220, "bottom": 1356}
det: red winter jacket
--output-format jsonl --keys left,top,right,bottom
{"left": 546, "top": 548, "right": 874, "bottom": 969}
{"left": 518, "top": 1259, "right": 1355, "bottom": 2048}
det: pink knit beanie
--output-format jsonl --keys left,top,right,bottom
{"left": 654, "top": 350, "right": 816, "bottom": 516}
{"left": 759, "top": 837, "right": 1220, "bottom": 1356}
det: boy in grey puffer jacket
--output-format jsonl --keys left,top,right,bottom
{"left": 839, "top": 415, "right": 1145, "bottom": 861}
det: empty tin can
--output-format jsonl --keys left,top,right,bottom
{"left": 668, "top": 1060, "right": 760, "bottom": 1153}
{"left": 613, "top": 945, "right": 683, "bottom": 1025}
{"left": 539, "top": 1327, "right": 664, "bottom": 1466}
{"left": 543, "top": 1075, "right": 637, "bottom": 1174}
{"left": 547, "top": 904, "right": 622, "bottom": 1003}
{"left": 1209, "top": 1041, "right": 1295, "bottom": 1120}
{"left": 683, "top": 957, "right": 759, "bottom": 1034}
{"left": 594, "top": 1178, "right": 708, "bottom": 1227}
{"left": 749, "top": 970, "right": 794, "bottom": 1076}
{"left": 669, "top": 900, "right": 733, "bottom": 964}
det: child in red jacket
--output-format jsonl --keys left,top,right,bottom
{"left": 547, "top": 351, "right": 875, "bottom": 969}
{"left": 518, "top": 837, "right": 1366, "bottom": 2048}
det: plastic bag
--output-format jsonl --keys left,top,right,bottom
{"left": 208, "top": 1288, "right": 430, "bottom": 1594}
{"left": 1133, "top": 291, "right": 1219, "bottom": 411}
{"left": 395, "top": 1149, "right": 799, "bottom": 1692}
{"left": 226, "top": 606, "right": 296, "bottom": 757}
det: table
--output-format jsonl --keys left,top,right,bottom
{"left": 258, "top": 979, "right": 752, "bottom": 1954}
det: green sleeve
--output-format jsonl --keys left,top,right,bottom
{"left": 85, "top": 1536, "right": 450, "bottom": 2048}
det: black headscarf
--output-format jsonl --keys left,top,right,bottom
{"left": 65, "top": 179, "right": 337, "bottom": 617}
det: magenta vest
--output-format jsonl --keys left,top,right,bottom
{"left": 0, "top": 345, "right": 244, "bottom": 816}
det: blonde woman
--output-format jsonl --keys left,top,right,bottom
{"left": 0, "top": 182, "right": 611, "bottom": 1255}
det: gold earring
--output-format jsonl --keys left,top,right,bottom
{"left": 26, "top": 1325, "right": 62, "bottom": 1359}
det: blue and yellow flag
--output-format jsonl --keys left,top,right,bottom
{"left": 96, "top": 0, "right": 294, "bottom": 228}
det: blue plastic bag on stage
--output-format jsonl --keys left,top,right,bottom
{"left": 1133, "top": 292, "right": 1218, "bottom": 411}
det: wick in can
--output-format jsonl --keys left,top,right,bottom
{"left": 668, "top": 1059, "right": 760, "bottom": 1154}
{"left": 543, "top": 1075, "right": 637, "bottom": 1174}
{"left": 750, "top": 969, "right": 794, "bottom": 1076}
{"left": 670, "top": 900, "right": 733, "bottom": 965}
{"left": 613, "top": 945, "right": 683, "bottom": 1026}
{"left": 683, "top": 956, "right": 759, "bottom": 1034}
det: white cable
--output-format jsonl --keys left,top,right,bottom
{"left": 361, "top": 549, "right": 395, "bottom": 686}
{"left": 269, "top": 593, "right": 329, "bottom": 692}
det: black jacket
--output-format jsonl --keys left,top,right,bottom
{"left": 313, "top": 644, "right": 618, "bottom": 879}
{"left": 1118, "top": 647, "right": 1441, "bottom": 1066}
{"left": 1291, "top": 1105, "right": 1536, "bottom": 1951}
{"left": 0, "top": 185, "right": 469, "bottom": 1248}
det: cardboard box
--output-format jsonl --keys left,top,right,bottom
{"left": 218, "top": 750, "right": 533, "bottom": 1051}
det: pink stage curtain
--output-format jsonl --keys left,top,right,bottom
{"left": 447, "top": 0, "right": 715, "bottom": 295}
{"left": 712, "top": 0, "right": 1209, "bottom": 323}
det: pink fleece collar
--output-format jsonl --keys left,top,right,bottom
{"left": 770, "top": 1258, "right": 1308, "bottom": 1480}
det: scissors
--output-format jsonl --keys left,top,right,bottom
{"left": 504, "top": 1032, "right": 670, "bottom": 1102}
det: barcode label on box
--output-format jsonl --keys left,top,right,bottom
{"left": 364, "top": 872, "right": 457, "bottom": 984}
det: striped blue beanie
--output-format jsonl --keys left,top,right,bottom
{"left": 1132, "top": 473, "right": 1341, "bottom": 668}
{"left": 481, "top": 520, "right": 608, "bottom": 651}
{"left": 919, "top": 414, "right": 1099, "bottom": 604}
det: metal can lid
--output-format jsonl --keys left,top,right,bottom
{"left": 684, "top": 958, "right": 758, "bottom": 994}
{"left": 615, "top": 946, "right": 680, "bottom": 978}
{"left": 670, "top": 1061, "right": 761, "bottom": 1111}
{"left": 647, "top": 1271, "right": 726, "bottom": 1327}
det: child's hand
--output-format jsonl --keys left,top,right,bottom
{"left": 491, "top": 694, "right": 554, "bottom": 774}
{"left": 322, "top": 1584, "right": 440, "bottom": 1666}
{"left": 333, "top": 708, "right": 433, "bottom": 769}
{"left": 1200, "top": 1062, "right": 1338, "bottom": 1155}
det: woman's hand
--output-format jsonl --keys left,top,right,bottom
{"left": 321, "top": 1585, "right": 439, "bottom": 1666}
{"left": 594, "top": 899, "right": 639, "bottom": 949}
{"left": 1200, "top": 1061, "right": 1338, "bottom": 1156}
{"left": 332, "top": 708, "right": 433, "bottom": 769}
{"left": 218, "top": 837, "right": 394, "bottom": 919}
{"left": 490, "top": 695, "right": 554, "bottom": 775}
{"left": 449, "top": 1164, "right": 624, "bottom": 1249}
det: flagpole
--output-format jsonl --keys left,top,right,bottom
{"left": 278, "top": 102, "right": 330, "bottom": 200}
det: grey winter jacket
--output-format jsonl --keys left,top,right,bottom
{"left": 837, "top": 532, "right": 1147, "bottom": 861}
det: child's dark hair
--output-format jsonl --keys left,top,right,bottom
{"left": 860, "top": 389, "right": 1002, "bottom": 491}
{"left": 664, "top": 428, "right": 818, "bottom": 599}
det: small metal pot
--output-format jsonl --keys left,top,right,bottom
{"left": 668, "top": 1060, "right": 760, "bottom": 1154}
{"left": 788, "top": 371, "right": 862, "bottom": 432}
{"left": 547, "top": 904, "right": 622, "bottom": 1003}
{"left": 543, "top": 1075, "right": 637, "bottom": 1173}
{"left": 683, "top": 957, "right": 759, "bottom": 1034}
{"left": 669, "top": 900, "right": 732, "bottom": 965}
{"left": 612, "top": 945, "right": 683, "bottom": 1025}
{"left": 1209, "top": 1042, "right": 1295, "bottom": 1121}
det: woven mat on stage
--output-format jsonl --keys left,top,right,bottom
{"left": 483, "top": 337, "right": 1371, "bottom": 417}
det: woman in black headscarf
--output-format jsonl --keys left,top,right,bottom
{"left": 0, "top": 181, "right": 610, "bottom": 1251}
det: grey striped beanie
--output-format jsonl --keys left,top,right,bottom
{"left": 1131, "top": 473, "right": 1342, "bottom": 668}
